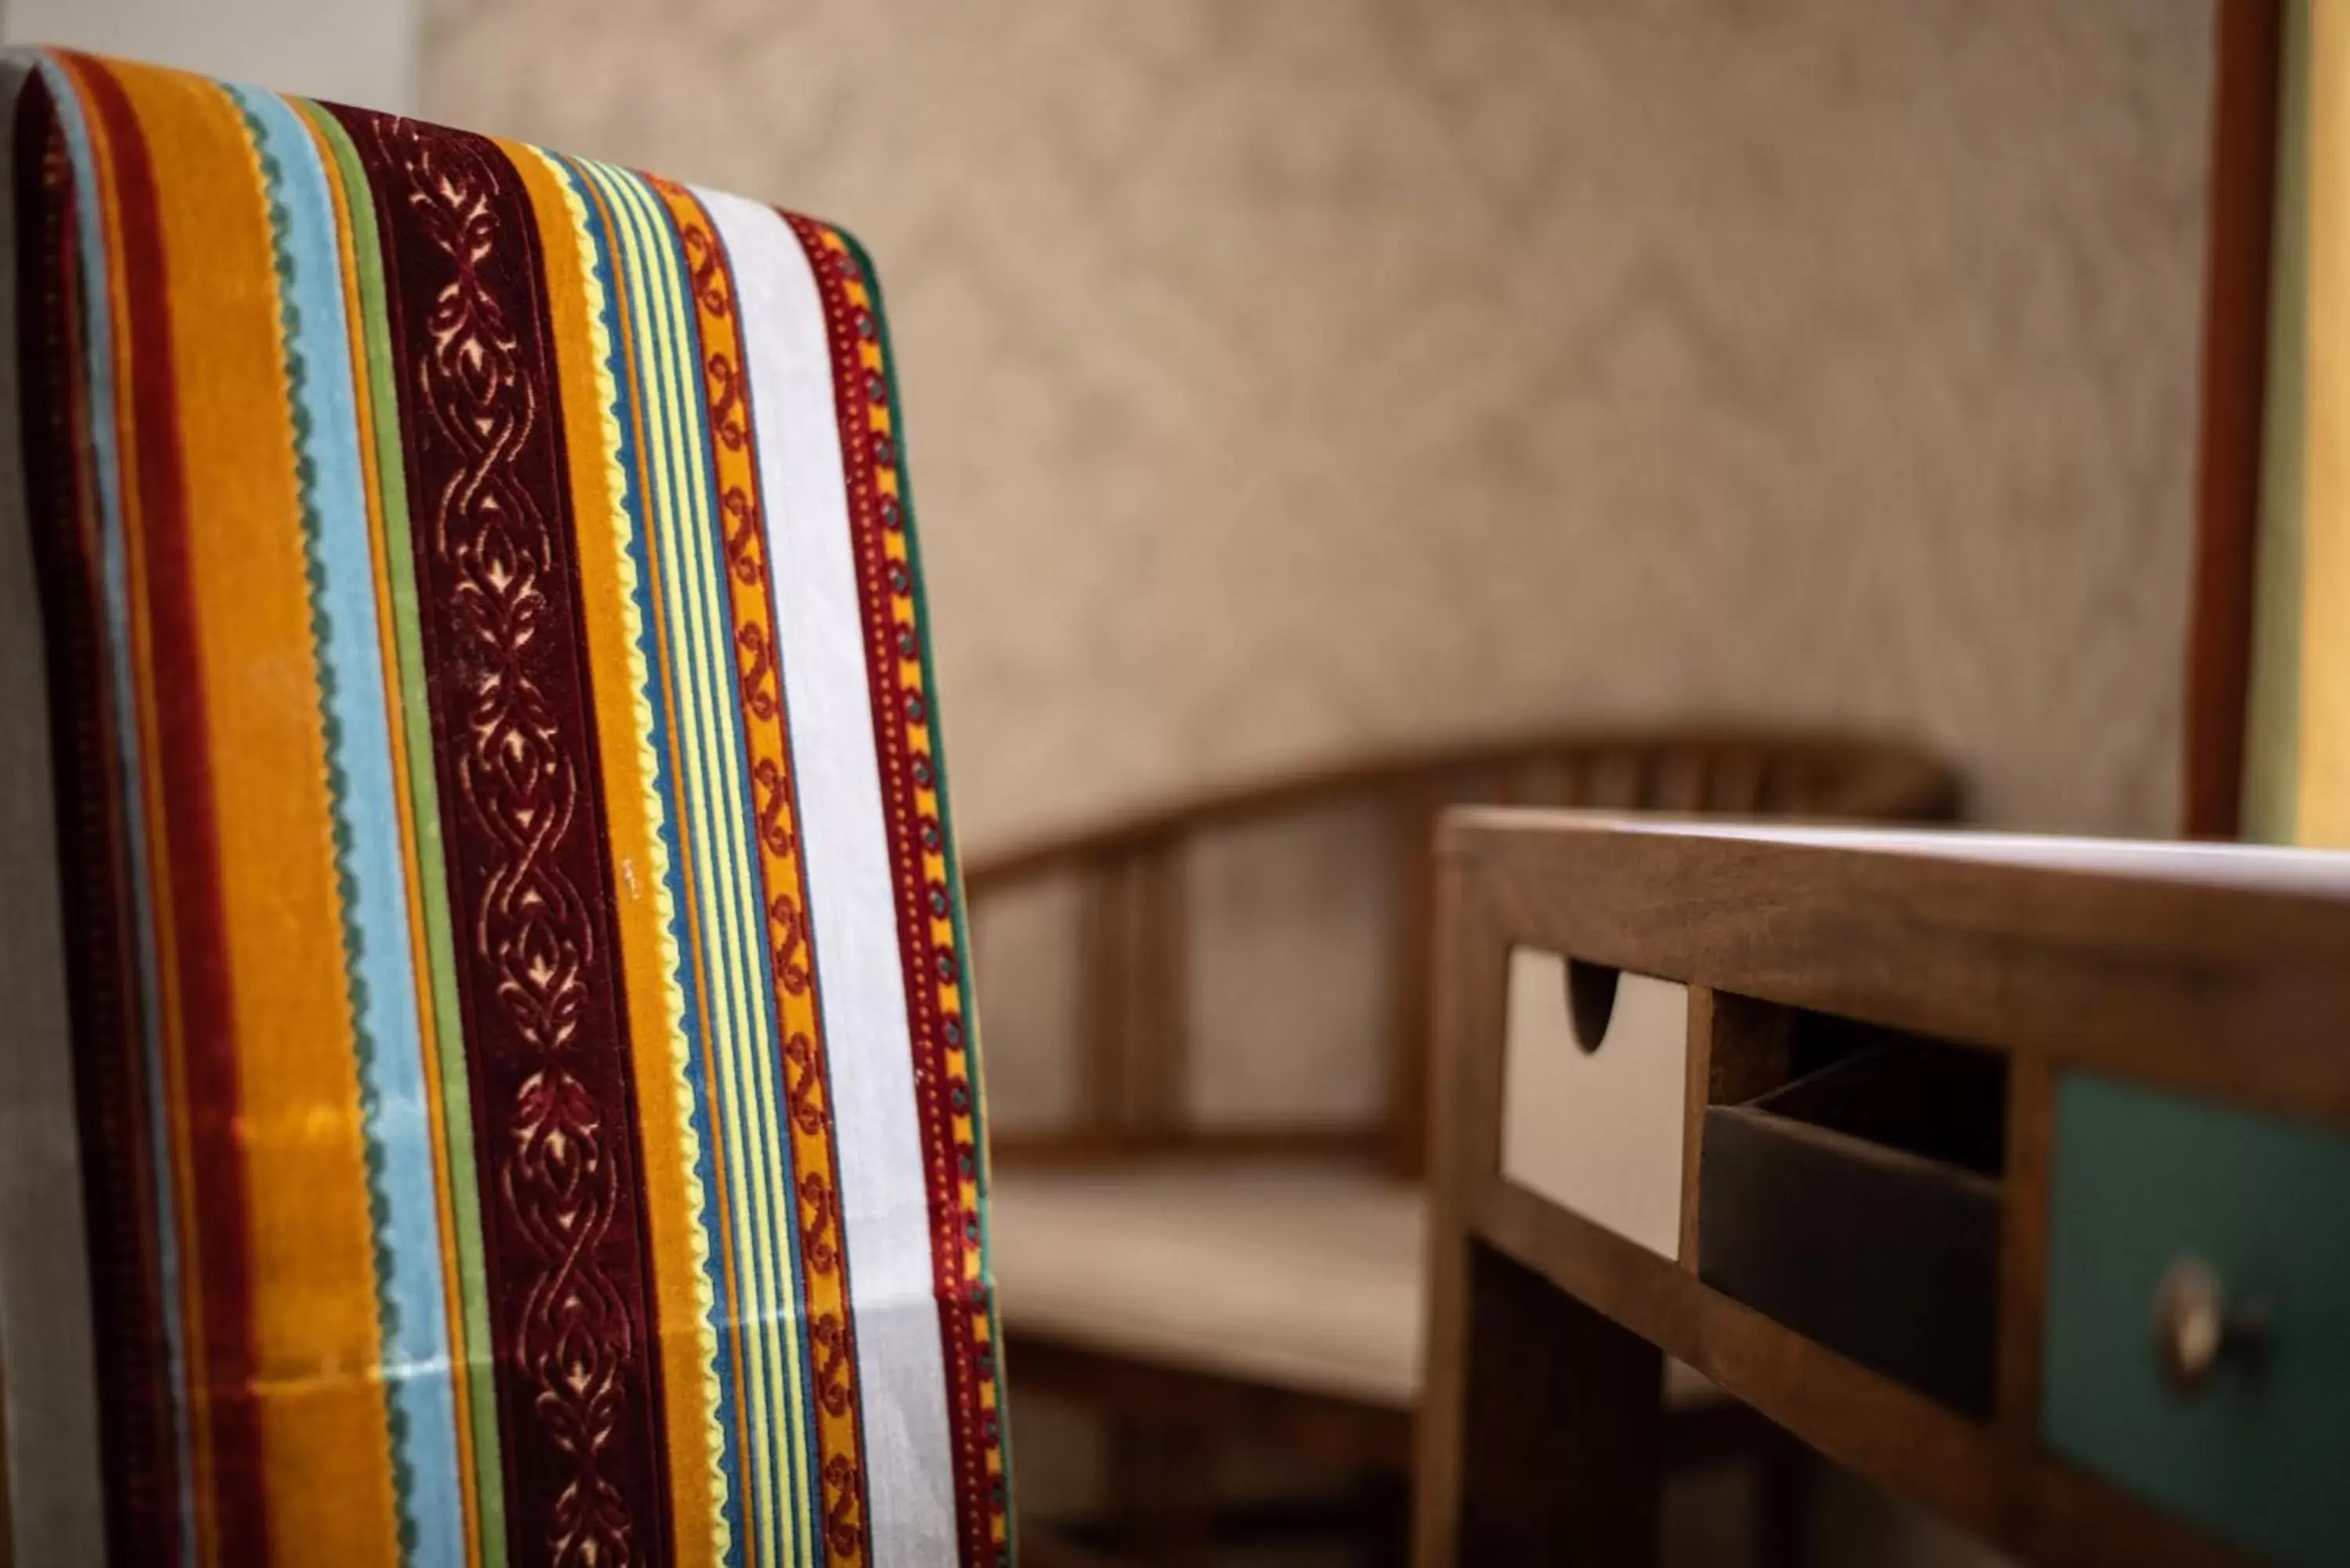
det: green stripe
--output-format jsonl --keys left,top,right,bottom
{"left": 840, "top": 226, "right": 1016, "bottom": 1537}
{"left": 233, "top": 89, "right": 421, "bottom": 1551}
{"left": 298, "top": 97, "right": 510, "bottom": 1568}
{"left": 583, "top": 156, "right": 801, "bottom": 1566}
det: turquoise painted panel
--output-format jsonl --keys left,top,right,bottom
{"left": 2044, "top": 1073, "right": 2350, "bottom": 1566}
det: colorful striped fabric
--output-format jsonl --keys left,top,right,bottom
{"left": 0, "top": 48, "right": 1007, "bottom": 1568}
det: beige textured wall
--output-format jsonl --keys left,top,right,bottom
{"left": 426, "top": 0, "right": 2215, "bottom": 853}
{"left": 426, "top": 0, "right": 2213, "bottom": 851}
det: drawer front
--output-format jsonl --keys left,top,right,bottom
{"left": 2044, "top": 1073, "right": 2350, "bottom": 1566}
{"left": 1499, "top": 949, "right": 1687, "bottom": 1259}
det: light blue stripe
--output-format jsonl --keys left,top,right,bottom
{"left": 637, "top": 180, "right": 832, "bottom": 1561}
{"left": 553, "top": 150, "right": 748, "bottom": 1566}
{"left": 585, "top": 155, "right": 786, "bottom": 1562}
{"left": 32, "top": 57, "right": 198, "bottom": 1566}
{"left": 585, "top": 157, "right": 802, "bottom": 1566}
{"left": 230, "top": 83, "right": 465, "bottom": 1565}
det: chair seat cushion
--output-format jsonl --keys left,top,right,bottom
{"left": 991, "top": 1160, "right": 1721, "bottom": 1410}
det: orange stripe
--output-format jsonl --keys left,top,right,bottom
{"left": 97, "top": 58, "right": 399, "bottom": 1566}
{"left": 570, "top": 157, "right": 766, "bottom": 1565}
{"left": 656, "top": 181, "right": 875, "bottom": 1566}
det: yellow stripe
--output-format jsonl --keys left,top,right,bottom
{"left": 567, "top": 161, "right": 768, "bottom": 1566}
{"left": 103, "top": 60, "right": 397, "bottom": 1564}
{"left": 585, "top": 157, "right": 794, "bottom": 1564}
{"left": 606, "top": 165, "right": 812, "bottom": 1568}
{"left": 653, "top": 177, "right": 873, "bottom": 1566}
{"left": 2305, "top": 0, "right": 2350, "bottom": 844}
{"left": 504, "top": 141, "right": 726, "bottom": 1568}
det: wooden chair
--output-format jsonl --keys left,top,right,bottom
{"left": 969, "top": 731, "right": 1960, "bottom": 1562}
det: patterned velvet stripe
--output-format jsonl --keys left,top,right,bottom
{"left": 566, "top": 151, "right": 823, "bottom": 1567}
{"left": 324, "top": 105, "right": 675, "bottom": 1568}
{"left": 296, "top": 98, "right": 509, "bottom": 1567}
{"left": 776, "top": 209, "right": 1007, "bottom": 1566}
{"left": 649, "top": 175, "right": 875, "bottom": 1566}
{"left": 8, "top": 64, "right": 138, "bottom": 1567}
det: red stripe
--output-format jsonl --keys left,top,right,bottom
{"left": 780, "top": 211, "right": 1003, "bottom": 1568}
{"left": 63, "top": 52, "right": 269, "bottom": 1563}
{"left": 13, "top": 67, "right": 185, "bottom": 1566}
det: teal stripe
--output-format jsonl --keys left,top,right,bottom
{"left": 230, "top": 84, "right": 465, "bottom": 1563}
{"left": 588, "top": 156, "right": 799, "bottom": 1560}
{"left": 547, "top": 151, "right": 747, "bottom": 1566}
{"left": 578, "top": 157, "right": 804, "bottom": 1567}
{"left": 843, "top": 226, "right": 1017, "bottom": 1531}
{"left": 640, "top": 180, "right": 830, "bottom": 1563}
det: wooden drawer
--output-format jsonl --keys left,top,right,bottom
{"left": 2043, "top": 1074, "right": 2350, "bottom": 1566}
{"left": 1499, "top": 949, "right": 1687, "bottom": 1259}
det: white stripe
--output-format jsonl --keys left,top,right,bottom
{"left": 0, "top": 48, "right": 107, "bottom": 1567}
{"left": 699, "top": 189, "right": 959, "bottom": 1565}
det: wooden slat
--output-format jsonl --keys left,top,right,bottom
{"left": 1679, "top": 985, "right": 1795, "bottom": 1272}
{"left": 1444, "top": 811, "right": 2350, "bottom": 1123}
{"left": 1678, "top": 988, "right": 1715, "bottom": 1270}
{"left": 1413, "top": 854, "right": 1509, "bottom": 1568}
{"left": 1008, "top": 1331, "right": 1415, "bottom": 1472}
{"left": 2183, "top": 0, "right": 2286, "bottom": 839}
{"left": 1386, "top": 777, "right": 1442, "bottom": 1177}
{"left": 964, "top": 729, "right": 1958, "bottom": 888}
{"left": 1077, "top": 862, "right": 1130, "bottom": 1137}
{"left": 1135, "top": 837, "right": 1189, "bottom": 1136}
{"left": 989, "top": 1125, "right": 1383, "bottom": 1169}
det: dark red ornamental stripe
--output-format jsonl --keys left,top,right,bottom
{"left": 324, "top": 103, "right": 672, "bottom": 1568}
{"left": 13, "top": 70, "right": 187, "bottom": 1566}
{"left": 779, "top": 212, "right": 1003, "bottom": 1568}
{"left": 65, "top": 53, "right": 271, "bottom": 1563}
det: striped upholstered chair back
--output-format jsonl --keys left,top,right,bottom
{"left": 0, "top": 50, "right": 1006, "bottom": 1568}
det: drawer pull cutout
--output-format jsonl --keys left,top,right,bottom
{"left": 1566, "top": 959, "right": 1618, "bottom": 1053}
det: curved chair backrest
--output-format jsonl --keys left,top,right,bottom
{"left": 967, "top": 731, "right": 1960, "bottom": 1176}
{"left": 0, "top": 50, "right": 1007, "bottom": 1566}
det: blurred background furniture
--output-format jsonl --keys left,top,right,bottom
{"left": 974, "top": 731, "right": 1959, "bottom": 1563}
{"left": 1417, "top": 813, "right": 2350, "bottom": 1568}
